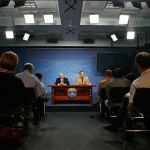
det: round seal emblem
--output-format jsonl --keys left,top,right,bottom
{"left": 67, "top": 88, "right": 77, "bottom": 97}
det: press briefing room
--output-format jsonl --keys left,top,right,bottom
{"left": 0, "top": 0, "right": 150, "bottom": 150}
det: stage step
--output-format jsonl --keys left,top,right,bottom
{"left": 46, "top": 104, "right": 99, "bottom": 112}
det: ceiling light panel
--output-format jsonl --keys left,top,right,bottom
{"left": 89, "top": 14, "right": 99, "bottom": 24}
{"left": 119, "top": 15, "right": 129, "bottom": 24}
{"left": 127, "top": 31, "right": 135, "bottom": 39}
{"left": 44, "top": 14, "right": 54, "bottom": 23}
{"left": 24, "top": 14, "right": 35, "bottom": 23}
{"left": 5, "top": 31, "right": 14, "bottom": 39}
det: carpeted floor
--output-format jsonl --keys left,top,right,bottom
{"left": 19, "top": 112, "right": 150, "bottom": 150}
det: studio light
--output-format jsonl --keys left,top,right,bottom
{"left": 0, "top": 0, "right": 10, "bottom": 7}
{"left": 5, "top": 31, "right": 14, "bottom": 39}
{"left": 119, "top": 14, "right": 129, "bottom": 25}
{"left": 131, "top": 2, "right": 142, "bottom": 9}
{"left": 127, "top": 31, "right": 135, "bottom": 40}
{"left": 44, "top": 14, "right": 54, "bottom": 23}
{"left": 89, "top": 14, "right": 99, "bottom": 24}
{"left": 23, "top": 33, "right": 30, "bottom": 41}
{"left": 14, "top": 0, "right": 26, "bottom": 7}
{"left": 146, "top": 2, "right": 150, "bottom": 8}
{"left": 112, "top": 1, "right": 125, "bottom": 8}
{"left": 24, "top": 14, "right": 35, "bottom": 23}
{"left": 111, "top": 34, "right": 118, "bottom": 41}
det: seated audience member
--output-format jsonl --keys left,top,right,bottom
{"left": 105, "top": 68, "right": 130, "bottom": 107}
{"left": 98, "top": 70, "right": 112, "bottom": 96}
{"left": 35, "top": 73, "right": 48, "bottom": 118}
{"left": 103, "top": 52, "right": 150, "bottom": 134}
{"left": 55, "top": 73, "right": 70, "bottom": 85}
{"left": 126, "top": 72, "right": 136, "bottom": 83}
{"left": 35, "top": 73, "right": 49, "bottom": 101}
{"left": 128, "top": 52, "right": 150, "bottom": 126}
{"left": 93, "top": 70, "right": 112, "bottom": 118}
{"left": 0, "top": 51, "right": 25, "bottom": 114}
{"left": 16, "top": 63, "right": 44, "bottom": 98}
{"left": 76, "top": 71, "right": 90, "bottom": 85}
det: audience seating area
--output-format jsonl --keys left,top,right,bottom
{"left": 0, "top": 87, "right": 150, "bottom": 150}
{"left": 124, "top": 88, "right": 150, "bottom": 149}
{"left": 106, "top": 87, "right": 130, "bottom": 122}
{"left": 0, "top": 88, "right": 47, "bottom": 149}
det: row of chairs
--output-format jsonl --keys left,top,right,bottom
{"left": 100, "top": 87, "right": 130, "bottom": 122}
{"left": 124, "top": 88, "right": 150, "bottom": 149}
{"left": 0, "top": 87, "right": 47, "bottom": 149}
{"left": 99, "top": 87, "right": 150, "bottom": 149}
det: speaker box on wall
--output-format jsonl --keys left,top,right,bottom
{"left": 83, "top": 38, "right": 94, "bottom": 44}
{"left": 47, "top": 38, "right": 58, "bottom": 43}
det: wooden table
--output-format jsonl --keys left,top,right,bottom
{"left": 48, "top": 85, "right": 96, "bottom": 104}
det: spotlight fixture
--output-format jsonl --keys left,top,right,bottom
{"left": 24, "top": 14, "right": 35, "bottom": 23}
{"left": 43, "top": 14, "right": 54, "bottom": 23}
{"left": 23, "top": 33, "right": 30, "bottom": 41}
{"left": 111, "top": 34, "right": 118, "bottom": 41}
{"left": 146, "top": 2, "right": 150, "bottom": 8}
{"left": 112, "top": 1, "right": 125, "bottom": 8}
{"left": 5, "top": 31, "right": 14, "bottom": 39}
{"left": 14, "top": 0, "right": 26, "bottom": 7}
{"left": 119, "top": 14, "right": 129, "bottom": 25}
{"left": 89, "top": 14, "right": 99, "bottom": 24}
{"left": 131, "top": 2, "right": 142, "bottom": 9}
{"left": 0, "top": 0, "right": 10, "bottom": 7}
{"left": 127, "top": 31, "right": 135, "bottom": 40}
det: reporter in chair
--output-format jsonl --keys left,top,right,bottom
{"left": 16, "top": 63, "right": 44, "bottom": 98}
{"left": 0, "top": 51, "right": 25, "bottom": 115}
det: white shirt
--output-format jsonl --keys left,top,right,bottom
{"left": 129, "top": 68, "right": 150, "bottom": 104}
{"left": 16, "top": 70, "right": 43, "bottom": 97}
{"left": 41, "top": 82, "right": 47, "bottom": 98}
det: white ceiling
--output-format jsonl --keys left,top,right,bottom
{"left": 0, "top": 0, "right": 150, "bottom": 42}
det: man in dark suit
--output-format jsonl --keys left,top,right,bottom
{"left": 55, "top": 73, "right": 70, "bottom": 85}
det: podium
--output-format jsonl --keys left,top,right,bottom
{"left": 48, "top": 85, "right": 96, "bottom": 104}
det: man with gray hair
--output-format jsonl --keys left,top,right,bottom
{"left": 55, "top": 73, "right": 70, "bottom": 85}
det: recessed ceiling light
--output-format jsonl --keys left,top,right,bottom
{"left": 44, "top": 14, "right": 54, "bottom": 23}
{"left": 23, "top": 33, "right": 30, "bottom": 41}
{"left": 24, "top": 14, "right": 35, "bottom": 23}
{"left": 127, "top": 31, "right": 135, "bottom": 39}
{"left": 5, "top": 31, "right": 14, "bottom": 39}
{"left": 89, "top": 14, "right": 99, "bottom": 24}
{"left": 111, "top": 34, "right": 118, "bottom": 41}
{"left": 119, "top": 15, "right": 129, "bottom": 24}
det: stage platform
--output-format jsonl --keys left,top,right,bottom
{"left": 46, "top": 103, "right": 99, "bottom": 112}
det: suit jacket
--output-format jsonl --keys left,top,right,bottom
{"left": 55, "top": 78, "right": 70, "bottom": 85}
